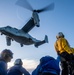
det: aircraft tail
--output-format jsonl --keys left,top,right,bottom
{"left": 34, "top": 35, "right": 48, "bottom": 48}
{"left": 44, "top": 35, "right": 49, "bottom": 43}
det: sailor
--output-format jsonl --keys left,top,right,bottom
{"left": 7, "top": 58, "right": 30, "bottom": 75}
{"left": 0, "top": 49, "right": 13, "bottom": 75}
{"left": 54, "top": 32, "right": 73, "bottom": 75}
{"left": 32, "top": 56, "right": 60, "bottom": 75}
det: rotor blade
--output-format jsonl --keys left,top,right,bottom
{"left": 37, "top": 2, "right": 55, "bottom": 13}
{"left": 16, "top": 0, "right": 33, "bottom": 11}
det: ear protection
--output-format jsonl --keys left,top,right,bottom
{"left": 1, "top": 53, "right": 10, "bottom": 59}
{"left": 1, "top": 49, "right": 13, "bottom": 59}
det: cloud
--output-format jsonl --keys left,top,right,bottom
{"left": 8, "top": 59, "right": 39, "bottom": 73}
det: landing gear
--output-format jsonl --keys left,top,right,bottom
{"left": 6, "top": 36, "right": 11, "bottom": 46}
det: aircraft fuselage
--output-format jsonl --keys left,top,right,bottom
{"left": 0, "top": 26, "right": 34, "bottom": 45}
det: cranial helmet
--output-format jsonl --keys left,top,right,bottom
{"left": 40, "top": 56, "right": 55, "bottom": 65}
{"left": 56, "top": 32, "right": 64, "bottom": 38}
{"left": 1, "top": 49, "right": 13, "bottom": 59}
{"left": 14, "top": 59, "right": 23, "bottom": 65}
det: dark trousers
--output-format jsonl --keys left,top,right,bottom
{"left": 59, "top": 52, "right": 72, "bottom": 75}
{"left": 61, "top": 61, "right": 68, "bottom": 75}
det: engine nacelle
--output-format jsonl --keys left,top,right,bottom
{"left": 6, "top": 36, "right": 11, "bottom": 46}
{"left": 32, "top": 12, "right": 40, "bottom": 27}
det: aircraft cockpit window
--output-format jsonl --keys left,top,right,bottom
{"left": 6, "top": 26, "right": 11, "bottom": 28}
{"left": 14, "top": 28, "right": 18, "bottom": 30}
{"left": 7, "top": 26, "right": 11, "bottom": 28}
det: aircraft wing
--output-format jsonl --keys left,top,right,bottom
{"left": 21, "top": 18, "right": 35, "bottom": 33}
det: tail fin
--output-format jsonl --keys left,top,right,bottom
{"left": 34, "top": 35, "right": 48, "bottom": 48}
{"left": 44, "top": 35, "right": 48, "bottom": 43}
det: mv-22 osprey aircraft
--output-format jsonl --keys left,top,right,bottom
{"left": 0, "top": 0, "right": 54, "bottom": 47}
